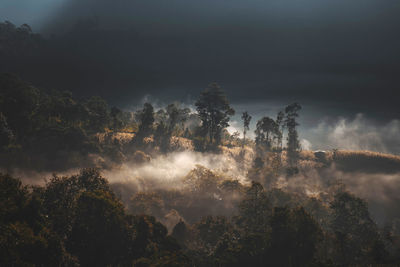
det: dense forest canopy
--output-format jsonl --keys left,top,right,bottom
{"left": 1, "top": 71, "right": 400, "bottom": 266}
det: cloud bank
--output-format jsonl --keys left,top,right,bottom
{"left": 304, "top": 114, "right": 400, "bottom": 154}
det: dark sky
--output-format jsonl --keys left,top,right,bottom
{"left": 1, "top": 0, "right": 400, "bottom": 152}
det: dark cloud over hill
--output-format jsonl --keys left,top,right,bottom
{"left": 1, "top": 0, "right": 399, "bottom": 119}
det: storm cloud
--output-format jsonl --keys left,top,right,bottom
{"left": 1, "top": 0, "right": 399, "bottom": 120}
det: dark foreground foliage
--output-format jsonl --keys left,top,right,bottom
{"left": 2, "top": 171, "right": 400, "bottom": 266}
{"left": 0, "top": 170, "right": 190, "bottom": 266}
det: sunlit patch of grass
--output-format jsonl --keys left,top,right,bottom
{"left": 299, "top": 150, "right": 317, "bottom": 161}
{"left": 170, "top": 137, "right": 194, "bottom": 151}
{"left": 333, "top": 150, "right": 400, "bottom": 173}
{"left": 96, "top": 132, "right": 135, "bottom": 144}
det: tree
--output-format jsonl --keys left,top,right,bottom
{"left": 285, "top": 103, "right": 302, "bottom": 166}
{"left": 236, "top": 182, "right": 270, "bottom": 233}
{"left": 130, "top": 214, "right": 188, "bottom": 266}
{"left": 241, "top": 111, "right": 252, "bottom": 148}
{"left": 275, "top": 111, "right": 285, "bottom": 152}
{"left": 196, "top": 216, "right": 233, "bottom": 253}
{"left": 68, "top": 190, "right": 129, "bottom": 267}
{"left": 135, "top": 103, "right": 155, "bottom": 145}
{"left": 110, "top": 106, "right": 123, "bottom": 130}
{"left": 255, "top": 116, "right": 279, "bottom": 151}
{"left": 0, "top": 173, "right": 78, "bottom": 266}
{"left": 177, "top": 107, "right": 191, "bottom": 134}
{"left": 171, "top": 220, "right": 188, "bottom": 244}
{"left": 42, "top": 169, "right": 111, "bottom": 238}
{"left": 153, "top": 103, "right": 190, "bottom": 152}
{"left": 183, "top": 165, "right": 222, "bottom": 196}
{"left": 166, "top": 103, "right": 180, "bottom": 134}
{"left": 0, "top": 73, "right": 41, "bottom": 139}
{"left": 154, "top": 121, "right": 170, "bottom": 153}
{"left": 86, "top": 96, "right": 109, "bottom": 132}
{"left": 0, "top": 173, "right": 28, "bottom": 225}
{"left": 138, "top": 103, "right": 155, "bottom": 134}
{"left": 330, "top": 191, "right": 384, "bottom": 265}
{"left": 130, "top": 192, "right": 165, "bottom": 218}
{"left": 195, "top": 83, "right": 235, "bottom": 147}
{"left": 268, "top": 207, "right": 322, "bottom": 266}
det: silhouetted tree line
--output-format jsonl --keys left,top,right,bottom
{"left": 124, "top": 162, "right": 400, "bottom": 266}
{"left": 251, "top": 102, "right": 303, "bottom": 176}
{"left": 0, "top": 71, "right": 306, "bottom": 179}
{"left": 171, "top": 182, "right": 396, "bottom": 266}
{"left": 2, "top": 169, "right": 400, "bottom": 266}
{"left": 0, "top": 170, "right": 190, "bottom": 266}
{"left": 0, "top": 21, "right": 44, "bottom": 57}
{"left": 0, "top": 73, "right": 137, "bottom": 170}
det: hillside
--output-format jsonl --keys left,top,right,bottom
{"left": 331, "top": 150, "right": 400, "bottom": 174}
{"left": 1, "top": 74, "right": 400, "bottom": 266}
{"left": 297, "top": 150, "right": 400, "bottom": 174}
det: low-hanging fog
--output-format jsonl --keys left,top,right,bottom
{"left": 2, "top": 0, "right": 400, "bottom": 265}
{"left": 11, "top": 146, "right": 400, "bottom": 227}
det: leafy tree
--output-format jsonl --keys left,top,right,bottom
{"left": 68, "top": 190, "right": 129, "bottom": 266}
{"left": 241, "top": 111, "right": 252, "bottom": 147}
{"left": 236, "top": 181, "right": 271, "bottom": 233}
{"left": 0, "top": 173, "right": 28, "bottom": 225}
{"left": 268, "top": 207, "right": 322, "bottom": 266}
{"left": 255, "top": 116, "right": 279, "bottom": 151}
{"left": 42, "top": 169, "right": 111, "bottom": 238}
{"left": 172, "top": 220, "right": 189, "bottom": 244}
{"left": 275, "top": 111, "right": 285, "bottom": 152}
{"left": 212, "top": 231, "right": 244, "bottom": 267}
{"left": 183, "top": 165, "right": 222, "bottom": 196}
{"left": 154, "top": 120, "right": 171, "bottom": 153}
{"left": 0, "top": 21, "right": 43, "bottom": 56}
{"left": 130, "top": 192, "right": 165, "bottom": 218}
{"left": 196, "top": 216, "right": 233, "bottom": 252}
{"left": 0, "top": 173, "right": 78, "bottom": 266}
{"left": 110, "top": 106, "right": 123, "bottom": 130}
{"left": 0, "top": 73, "right": 41, "bottom": 139}
{"left": 267, "top": 188, "right": 294, "bottom": 208}
{"left": 0, "top": 222, "right": 56, "bottom": 266}
{"left": 135, "top": 103, "right": 155, "bottom": 146}
{"left": 86, "top": 96, "right": 109, "bottom": 132}
{"left": 330, "top": 191, "right": 385, "bottom": 265}
{"left": 195, "top": 83, "right": 235, "bottom": 147}
{"left": 47, "top": 91, "right": 85, "bottom": 126}
{"left": 166, "top": 103, "right": 180, "bottom": 134}
{"left": 129, "top": 214, "right": 187, "bottom": 265}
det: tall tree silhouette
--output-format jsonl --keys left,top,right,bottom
{"left": 285, "top": 103, "right": 302, "bottom": 166}
{"left": 135, "top": 103, "right": 154, "bottom": 145}
{"left": 255, "top": 116, "right": 279, "bottom": 151}
{"left": 241, "top": 111, "right": 252, "bottom": 148}
{"left": 195, "top": 83, "right": 234, "bottom": 146}
{"left": 275, "top": 111, "right": 285, "bottom": 152}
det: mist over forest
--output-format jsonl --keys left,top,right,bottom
{"left": 1, "top": 1, "right": 400, "bottom": 266}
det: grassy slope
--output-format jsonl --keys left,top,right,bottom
{"left": 300, "top": 150, "right": 400, "bottom": 174}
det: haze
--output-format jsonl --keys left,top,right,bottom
{"left": 1, "top": 0, "right": 399, "bottom": 153}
